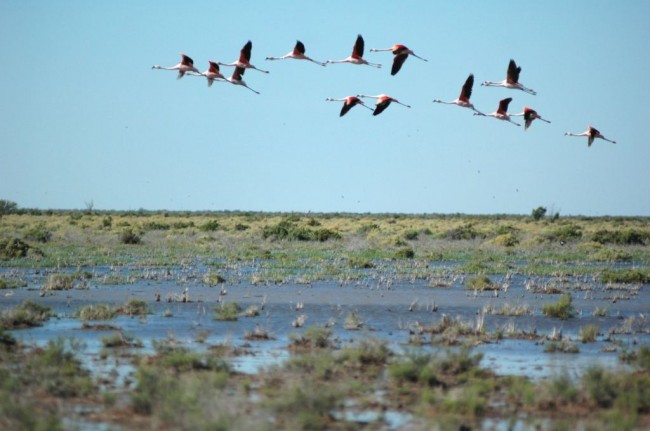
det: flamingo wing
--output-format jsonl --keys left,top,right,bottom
{"left": 340, "top": 98, "right": 359, "bottom": 117}
{"left": 239, "top": 41, "right": 253, "bottom": 63}
{"left": 497, "top": 97, "right": 512, "bottom": 114}
{"left": 372, "top": 99, "right": 392, "bottom": 116}
{"left": 232, "top": 66, "right": 245, "bottom": 80}
{"left": 181, "top": 54, "right": 194, "bottom": 66}
{"left": 294, "top": 40, "right": 306, "bottom": 55}
{"left": 460, "top": 74, "right": 474, "bottom": 101}
{"left": 391, "top": 53, "right": 409, "bottom": 75}
{"left": 352, "top": 34, "right": 364, "bottom": 59}
{"left": 507, "top": 59, "right": 521, "bottom": 84}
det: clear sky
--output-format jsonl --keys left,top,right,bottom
{"left": 2, "top": 1, "right": 649, "bottom": 216}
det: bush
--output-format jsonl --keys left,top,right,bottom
{"left": 532, "top": 206, "right": 547, "bottom": 221}
{"left": 262, "top": 220, "right": 340, "bottom": 242}
{"left": 395, "top": 247, "right": 415, "bottom": 259}
{"left": 542, "top": 293, "right": 575, "bottom": 320}
{"left": 0, "top": 238, "right": 31, "bottom": 259}
{"left": 544, "top": 224, "right": 582, "bottom": 242}
{"left": 199, "top": 220, "right": 220, "bottom": 231}
{"left": 1, "top": 299, "right": 55, "bottom": 329}
{"left": 465, "top": 275, "right": 496, "bottom": 291}
{"left": 591, "top": 229, "right": 648, "bottom": 246}
{"left": 119, "top": 227, "right": 141, "bottom": 245}
{"left": 445, "top": 223, "right": 481, "bottom": 240}
{"left": 116, "top": 299, "right": 150, "bottom": 316}
{"left": 24, "top": 223, "right": 52, "bottom": 243}
{"left": 76, "top": 304, "right": 116, "bottom": 321}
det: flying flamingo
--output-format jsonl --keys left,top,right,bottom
{"left": 369, "top": 44, "right": 427, "bottom": 75}
{"left": 481, "top": 59, "right": 537, "bottom": 95}
{"left": 510, "top": 107, "right": 550, "bottom": 130}
{"left": 432, "top": 73, "right": 483, "bottom": 114}
{"left": 151, "top": 53, "right": 199, "bottom": 79}
{"left": 266, "top": 40, "right": 326, "bottom": 66}
{"left": 325, "top": 96, "right": 372, "bottom": 117}
{"left": 326, "top": 35, "right": 382, "bottom": 68}
{"left": 564, "top": 126, "right": 616, "bottom": 147}
{"left": 218, "top": 41, "right": 269, "bottom": 74}
{"left": 474, "top": 97, "right": 520, "bottom": 126}
{"left": 226, "top": 66, "right": 260, "bottom": 94}
{"left": 188, "top": 61, "right": 228, "bottom": 87}
{"left": 357, "top": 94, "right": 410, "bottom": 116}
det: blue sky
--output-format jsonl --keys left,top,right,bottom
{"left": 2, "top": 1, "right": 649, "bottom": 215}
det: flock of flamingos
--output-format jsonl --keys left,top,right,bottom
{"left": 152, "top": 35, "right": 617, "bottom": 147}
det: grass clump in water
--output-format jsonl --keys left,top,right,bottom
{"left": 579, "top": 325, "right": 599, "bottom": 343}
{"left": 1, "top": 299, "right": 55, "bottom": 329}
{"left": 289, "top": 326, "right": 334, "bottom": 350}
{"left": 75, "top": 303, "right": 116, "bottom": 321}
{"left": 214, "top": 302, "right": 241, "bottom": 321}
{"left": 116, "top": 299, "right": 150, "bottom": 316}
{"left": 542, "top": 293, "right": 575, "bottom": 320}
{"left": 600, "top": 268, "right": 650, "bottom": 284}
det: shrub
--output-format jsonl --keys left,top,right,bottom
{"left": 1, "top": 299, "right": 55, "bottom": 329}
{"left": 141, "top": 221, "right": 170, "bottom": 231}
{"left": 532, "top": 206, "right": 547, "bottom": 221}
{"left": 119, "top": 227, "right": 141, "bottom": 245}
{"left": 199, "top": 219, "right": 220, "bottom": 231}
{"left": 348, "top": 256, "right": 375, "bottom": 269}
{"left": 544, "top": 224, "right": 582, "bottom": 242}
{"left": 395, "top": 247, "right": 415, "bottom": 259}
{"left": 262, "top": 220, "right": 340, "bottom": 242}
{"left": 404, "top": 230, "right": 419, "bottom": 240}
{"left": 0, "top": 238, "right": 31, "bottom": 259}
{"left": 591, "top": 229, "right": 648, "bottom": 246}
{"left": 445, "top": 223, "right": 481, "bottom": 240}
{"left": 24, "top": 223, "right": 52, "bottom": 243}
{"left": 542, "top": 293, "right": 575, "bottom": 320}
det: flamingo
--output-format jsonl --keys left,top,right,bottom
{"left": 188, "top": 61, "right": 228, "bottom": 87}
{"left": 433, "top": 74, "right": 483, "bottom": 114}
{"left": 565, "top": 126, "right": 616, "bottom": 147}
{"left": 482, "top": 59, "right": 537, "bottom": 95}
{"left": 226, "top": 66, "right": 260, "bottom": 94}
{"left": 357, "top": 94, "right": 410, "bottom": 116}
{"left": 151, "top": 53, "right": 199, "bottom": 79}
{"left": 218, "top": 40, "right": 269, "bottom": 74}
{"left": 325, "top": 96, "right": 373, "bottom": 117}
{"left": 510, "top": 107, "right": 550, "bottom": 130}
{"left": 369, "top": 44, "right": 427, "bottom": 75}
{"left": 474, "top": 97, "right": 520, "bottom": 126}
{"left": 266, "top": 40, "right": 326, "bottom": 66}
{"left": 326, "top": 35, "right": 382, "bottom": 68}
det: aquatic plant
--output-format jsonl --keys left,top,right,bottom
{"left": 600, "top": 268, "right": 650, "bottom": 284}
{"left": 289, "top": 326, "right": 334, "bottom": 350}
{"left": 344, "top": 311, "right": 363, "bottom": 330}
{"left": 75, "top": 303, "right": 116, "bottom": 321}
{"left": 465, "top": 275, "right": 496, "bottom": 291}
{"left": 1, "top": 299, "right": 54, "bottom": 329}
{"left": 42, "top": 273, "right": 77, "bottom": 290}
{"left": 579, "top": 325, "right": 599, "bottom": 343}
{"left": 214, "top": 302, "right": 241, "bottom": 321}
{"left": 102, "top": 332, "right": 143, "bottom": 348}
{"left": 116, "top": 299, "right": 150, "bottom": 316}
{"left": 544, "top": 339, "right": 579, "bottom": 353}
{"left": 542, "top": 293, "right": 575, "bottom": 320}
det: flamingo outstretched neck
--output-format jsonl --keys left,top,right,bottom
{"left": 326, "top": 35, "right": 382, "bottom": 68}
{"left": 266, "top": 40, "right": 326, "bottom": 66}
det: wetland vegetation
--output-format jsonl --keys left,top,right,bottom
{"left": 1, "top": 208, "right": 649, "bottom": 429}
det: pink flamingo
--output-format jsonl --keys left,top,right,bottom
{"left": 474, "top": 97, "right": 520, "bottom": 126}
{"left": 482, "top": 59, "right": 536, "bottom": 95}
{"left": 325, "top": 96, "right": 373, "bottom": 117}
{"left": 369, "top": 44, "right": 427, "bottom": 75}
{"left": 326, "top": 35, "right": 382, "bottom": 68}
{"left": 357, "top": 94, "right": 410, "bottom": 116}
{"left": 266, "top": 40, "right": 326, "bottom": 66}
{"left": 510, "top": 107, "right": 550, "bottom": 130}
{"left": 188, "top": 61, "right": 228, "bottom": 87}
{"left": 152, "top": 53, "right": 199, "bottom": 79}
{"left": 218, "top": 41, "right": 269, "bottom": 74}
{"left": 433, "top": 74, "right": 483, "bottom": 114}
{"left": 226, "top": 66, "right": 260, "bottom": 94}
{"left": 565, "top": 126, "right": 616, "bottom": 147}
